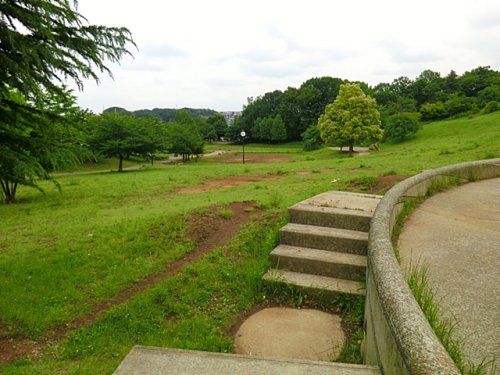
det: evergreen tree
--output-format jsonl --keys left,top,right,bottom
{"left": 270, "top": 114, "right": 287, "bottom": 143}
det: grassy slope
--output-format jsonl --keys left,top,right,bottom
{"left": 0, "top": 112, "right": 499, "bottom": 373}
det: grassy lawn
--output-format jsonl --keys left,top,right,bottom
{"left": 0, "top": 112, "right": 499, "bottom": 373}
{"left": 54, "top": 158, "right": 146, "bottom": 173}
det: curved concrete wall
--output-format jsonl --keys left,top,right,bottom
{"left": 363, "top": 158, "right": 500, "bottom": 374}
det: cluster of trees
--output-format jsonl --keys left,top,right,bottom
{"left": 372, "top": 67, "right": 500, "bottom": 123}
{"left": 103, "top": 107, "right": 228, "bottom": 143}
{"left": 227, "top": 77, "right": 346, "bottom": 142}
{"left": 88, "top": 113, "right": 165, "bottom": 171}
{"left": 251, "top": 115, "right": 287, "bottom": 142}
{"left": 86, "top": 109, "right": 206, "bottom": 170}
{"left": 227, "top": 67, "right": 499, "bottom": 145}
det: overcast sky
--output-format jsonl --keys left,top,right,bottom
{"left": 74, "top": 0, "right": 500, "bottom": 113}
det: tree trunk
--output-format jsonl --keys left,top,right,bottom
{"left": 118, "top": 155, "right": 123, "bottom": 172}
{"left": 348, "top": 143, "right": 354, "bottom": 157}
{"left": 150, "top": 154, "right": 154, "bottom": 166}
{"left": 0, "top": 179, "right": 16, "bottom": 203}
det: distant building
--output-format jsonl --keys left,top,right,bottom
{"left": 220, "top": 111, "right": 242, "bottom": 125}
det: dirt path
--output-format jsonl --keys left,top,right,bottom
{"left": 52, "top": 150, "right": 227, "bottom": 177}
{"left": 329, "top": 146, "right": 370, "bottom": 156}
{"left": 216, "top": 153, "right": 291, "bottom": 163}
{"left": 177, "top": 174, "right": 281, "bottom": 194}
{"left": 0, "top": 201, "right": 261, "bottom": 364}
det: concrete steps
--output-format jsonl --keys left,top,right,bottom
{"left": 115, "top": 346, "right": 381, "bottom": 374}
{"left": 289, "top": 203, "right": 372, "bottom": 232}
{"left": 280, "top": 223, "right": 368, "bottom": 255}
{"left": 270, "top": 245, "right": 367, "bottom": 281}
{"left": 264, "top": 191, "right": 381, "bottom": 298}
{"left": 263, "top": 269, "right": 365, "bottom": 296}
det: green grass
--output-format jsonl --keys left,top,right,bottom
{"left": 217, "top": 209, "right": 233, "bottom": 219}
{"left": 0, "top": 112, "right": 499, "bottom": 373}
{"left": 54, "top": 157, "right": 145, "bottom": 173}
{"left": 407, "top": 264, "right": 497, "bottom": 375}
{"left": 392, "top": 170, "right": 497, "bottom": 375}
{"left": 3, "top": 213, "right": 285, "bottom": 374}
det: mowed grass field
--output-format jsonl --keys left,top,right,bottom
{"left": 0, "top": 112, "right": 499, "bottom": 373}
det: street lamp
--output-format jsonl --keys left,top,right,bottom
{"left": 240, "top": 131, "right": 246, "bottom": 164}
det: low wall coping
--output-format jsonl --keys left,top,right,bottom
{"left": 368, "top": 158, "right": 500, "bottom": 374}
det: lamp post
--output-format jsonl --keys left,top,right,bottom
{"left": 240, "top": 130, "right": 246, "bottom": 164}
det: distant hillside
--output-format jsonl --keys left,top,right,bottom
{"left": 102, "top": 107, "right": 218, "bottom": 122}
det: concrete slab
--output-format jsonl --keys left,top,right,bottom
{"left": 300, "top": 191, "right": 382, "bottom": 213}
{"left": 398, "top": 178, "right": 500, "bottom": 371}
{"left": 270, "top": 245, "right": 367, "bottom": 281}
{"left": 263, "top": 269, "right": 366, "bottom": 296}
{"left": 280, "top": 223, "right": 368, "bottom": 255}
{"left": 234, "top": 307, "right": 345, "bottom": 361}
{"left": 114, "top": 346, "right": 381, "bottom": 374}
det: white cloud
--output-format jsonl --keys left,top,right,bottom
{"left": 73, "top": 0, "right": 500, "bottom": 112}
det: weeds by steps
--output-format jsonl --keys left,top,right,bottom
{"left": 393, "top": 175, "right": 496, "bottom": 375}
{"left": 406, "top": 263, "right": 496, "bottom": 375}
{"left": 262, "top": 281, "right": 365, "bottom": 364}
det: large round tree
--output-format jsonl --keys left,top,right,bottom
{"left": 317, "top": 83, "right": 383, "bottom": 156}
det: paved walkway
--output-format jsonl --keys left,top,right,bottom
{"left": 398, "top": 178, "right": 500, "bottom": 371}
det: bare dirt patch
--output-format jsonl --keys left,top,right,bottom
{"left": 329, "top": 146, "right": 371, "bottom": 156}
{"left": 0, "top": 201, "right": 262, "bottom": 364}
{"left": 348, "top": 174, "right": 409, "bottom": 194}
{"left": 177, "top": 174, "right": 281, "bottom": 194}
{"left": 297, "top": 171, "right": 312, "bottom": 176}
{"left": 218, "top": 153, "right": 291, "bottom": 164}
{"left": 373, "top": 174, "right": 409, "bottom": 193}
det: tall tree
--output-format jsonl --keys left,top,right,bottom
{"left": 168, "top": 110, "right": 204, "bottom": 160}
{"left": 88, "top": 113, "right": 138, "bottom": 172}
{"left": 205, "top": 113, "right": 227, "bottom": 141}
{"left": 0, "top": 0, "right": 135, "bottom": 201}
{"left": 0, "top": 89, "right": 89, "bottom": 203}
{"left": 0, "top": 0, "right": 135, "bottom": 119}
{"left": 270, "top": 114, "right": 287, "bottom": 143}
{"left": 317, "top": 83, "right": 383, "bottom": 156}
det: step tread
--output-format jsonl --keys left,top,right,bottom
{"left": 271, "top": 245, "right": 367, "bottom": 267}
{"left": 263, "top": 269, "right": 365, "bottom": 296}
{"left": 290, "top": 203, "right": 374, "bottom": 218}
{"left": 281, "top": 223, "right": 368, "bottom": 241}
{"left": 115, "top": 346, "right": 381, "bottom": 374}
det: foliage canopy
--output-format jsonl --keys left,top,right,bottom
{"left": 0, "top": 0, "right": 135, "bottom": 202}
{"left": 317, "top": 83, "right": 383, "bottom": 155}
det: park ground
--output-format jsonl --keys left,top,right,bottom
{"left": 0, "top": 112, "right": 499, "bottom": 374}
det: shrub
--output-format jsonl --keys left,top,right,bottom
{"left": 420, "top": 102, "right": 448, "bottom": 120}
{"left": 384, "top": 112, "right": 421, "bottom": 141}
{"left": 301, "top": 125, "right": 322, "bottom": 151}
{"left": 481, "top": 101, "right": 499, "bottom": 114}
{"left": 444, "top": 94, "right": 474, "bottom": 116}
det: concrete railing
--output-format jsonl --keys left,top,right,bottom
{"left": 362, "top": 158, "right": 500, "bottom": 374}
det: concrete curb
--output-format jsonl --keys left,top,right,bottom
{"left": 363, "top": 158, "right": 500, "bottom": 375}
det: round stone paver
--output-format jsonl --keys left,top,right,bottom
{"left": 234, "top": 307, "right": 345, "bottom": 361}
